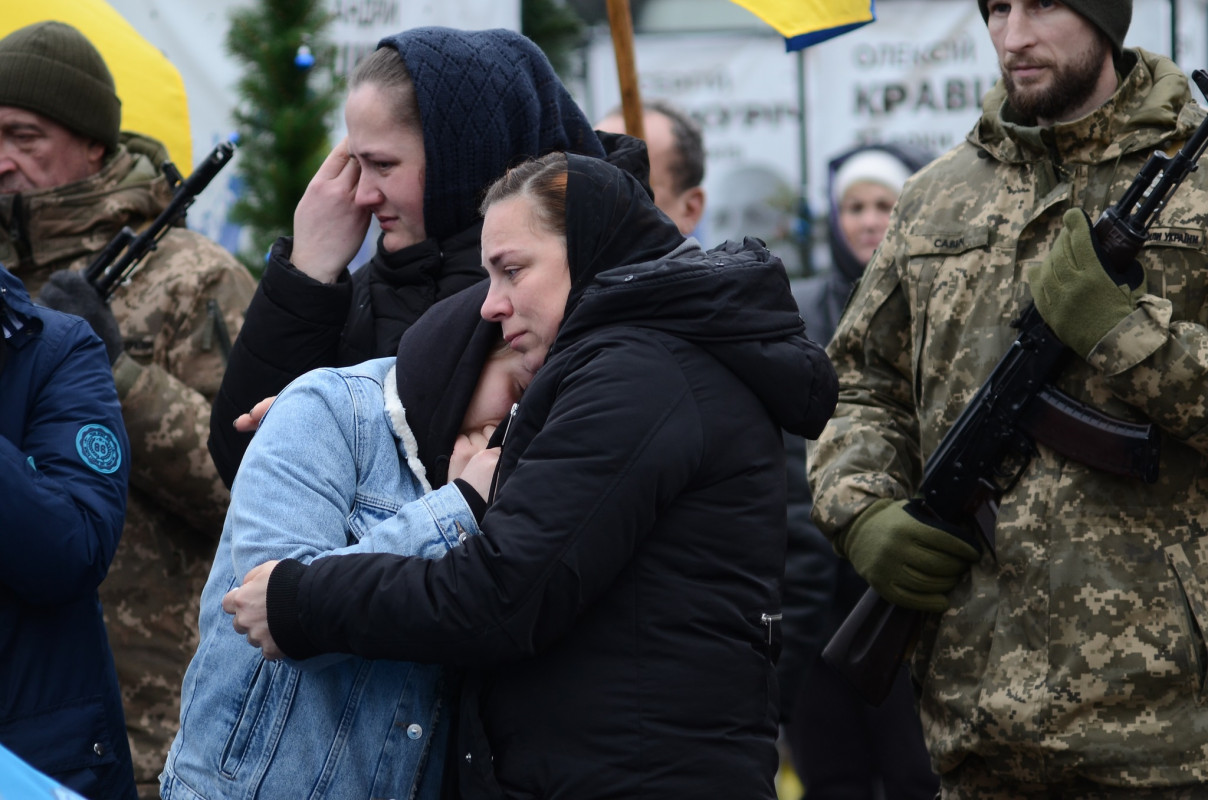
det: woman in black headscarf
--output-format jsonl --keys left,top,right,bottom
{"left": 208, "top": 27, "right": 610, "bottom": 487}
{"left": 225, "top": 152, "right": 838, "bottom": 799}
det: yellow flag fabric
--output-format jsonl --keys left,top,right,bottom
{"left": 0, "top": 0, "right": 192, "bottom": 170}
{"left": 729, "top": 0, "right": 876, "bottom": 50}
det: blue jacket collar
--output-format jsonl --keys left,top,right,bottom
{"left": 0, "top": 265, "right": 44, "bottom": 355}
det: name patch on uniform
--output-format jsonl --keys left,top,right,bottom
{"left": 76, "top": 424, "right": 122, "bottom": 474}
{"left": 905, "top": 225, "right": 989, "bottom": 256}
{"left": 1146, "top": 227, "right": 1204, "bottom": 249}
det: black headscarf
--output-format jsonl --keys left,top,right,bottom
{"left": 562, "top": 153, "right": 686, "bottom": 316}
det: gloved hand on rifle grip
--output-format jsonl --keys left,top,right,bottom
{"left": 38, "top": 269, "right": 124, "bottom": 365}
{"left": 1027, "top": 208, "right": 1147, "bottom": 360}
{"left": 837, "top": 498, "right": 981, "bottom": 613}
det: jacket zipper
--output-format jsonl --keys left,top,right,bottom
{"left": 761, "top": 612, "right": 782, "bottom": 648}
{"left": 486, "top": 402, "right": 518, "bottom": 505}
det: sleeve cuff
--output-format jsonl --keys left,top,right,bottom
{"left": 259, "top": 238, "right": 354, "bottom": 325}
{"left": 266, "top": 558, "right": 321, "bottom": 660}
{"left": 111, "top": 351, "right": 143, "bottom": 400}
{"left": 268, "top": 237, "right": 348, "bottom": 286}
{"left": 454, "top": 478, "right": 487, "bottom": 523}
{"left": 1086, "top": 295, "right": 1172, "bottom": 376}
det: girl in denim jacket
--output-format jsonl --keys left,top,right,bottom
{"left": 160, "top": 339, "right": 528, "bottom": 800}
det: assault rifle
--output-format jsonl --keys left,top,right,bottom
{"left": 821, "top": 69, "right": 1208, "bottom": 707}
{"left": 85, "top": 139, "right": 237, "bottom": 301}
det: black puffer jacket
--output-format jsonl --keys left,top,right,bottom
{"left": 267, "top": 154, "right": 837, "bottom": 799}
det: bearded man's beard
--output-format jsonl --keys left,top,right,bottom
{"left": 1002, "top": 36, "right": 1111, "bottom": 124}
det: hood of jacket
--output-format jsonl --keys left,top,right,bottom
{"left": 396, "top": 153, "right": 836, "bottom": 449}
{"left": 970, "top": 49, "right": 1199, "bottom": 169}
{"left": 556, "top": 153, "right": 835, "bottom": 438}
{"left": 0, "top": 263, "right": 33, "bottom": 310}
{"left": 0, "top": 131, "right": 174, "bottom": 284}
{"left": 394, "top": 281, "right": 499, "bottom": 488}
{"left": 557, "top": 236, "right": 832, "bottom": 438}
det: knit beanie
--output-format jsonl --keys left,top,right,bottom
{"left": 832, "top": 149, "right": 913, "bottom": 204}
{"left": 0, "top": 21, "right": 121, "bottom": 152}
{"left": 378, "top": 27, "right": 605, "bottom": 243}
{"left": 978, "top": 0, "right": 1132, "bottom": 56}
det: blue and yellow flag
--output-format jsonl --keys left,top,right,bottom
{"left": 730, "top": 0, "right": 876, "bottom": 50}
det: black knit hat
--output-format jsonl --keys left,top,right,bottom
{"left": 978, "top": 0, "right": 1132, "bottom": 56}
{"left": 0, "top": 21, "right": 121, "bottom": 151}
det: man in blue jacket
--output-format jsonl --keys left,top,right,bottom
{"left": 0, "top": 263, "right": 136, "bottom": 800}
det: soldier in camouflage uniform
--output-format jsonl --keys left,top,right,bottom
{"left": 809, "top": 1, "right": 1208, "bottom": 796}
{"left": 0, "top": 22, "right": 255, "bottom": 799}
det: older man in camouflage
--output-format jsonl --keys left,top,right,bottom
{"left": 0, "top": 21, "right": 255, "bottom": 798}
{"left": 809, "top": 1, "right": 1208, "bottom": 796}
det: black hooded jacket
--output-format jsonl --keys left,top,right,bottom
{"left": 266, "top": 154, "right": 837, "bottom": 799}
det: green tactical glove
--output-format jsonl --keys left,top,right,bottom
{"left": 837, "top": 499, "right": 981, "bottom": 613}
{"left": 1027, "top": 208, "right": 1146, "bottom": 360}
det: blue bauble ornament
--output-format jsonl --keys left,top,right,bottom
{"left": 294, "top": 44, "right": 315, "bottom": 69}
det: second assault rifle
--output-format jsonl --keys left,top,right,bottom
{"left": 84, "top": 139, "right": 237, "bottom": 301}
{"left": 821, "top": 69, "right": 1208, "bottom": 707}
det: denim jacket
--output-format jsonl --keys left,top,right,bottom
{"left": 161, "top": 357, "right": 479, "bottom": 800}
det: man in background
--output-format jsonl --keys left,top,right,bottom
{"left": 597, "top": 99, "right": 706, "bottom": 236}
{"left": 0, "top": 21, "right": 255, "bottom": 798}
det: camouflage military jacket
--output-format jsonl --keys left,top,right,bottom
{"left": 0, "top": 132, "right": 256, "bottom": 791}
{"left": 809, "top": 49, "right": 1208, "bottom": 787}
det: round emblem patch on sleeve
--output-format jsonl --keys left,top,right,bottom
{"left": 76, "top": 424, "right": 122, "bottom": 474}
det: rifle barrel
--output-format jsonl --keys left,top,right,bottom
{"left": 85, "top": 139, "right": 237, "bottom": 300}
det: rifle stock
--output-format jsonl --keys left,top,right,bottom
{"left": 822, "top": 592, "right": 923, "bottom": 706}
{"left": 821, "top": 68, "right": 1208, "bottom": 707}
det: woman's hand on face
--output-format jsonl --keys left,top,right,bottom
{"left": 448, "top": 424, "right": 496, "bottom": 484}
{"left": 222, "top": 561, "right": 284, "bottom": 660}
{"left": 291, "top": 138, "right": 372, "bottom": 284}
